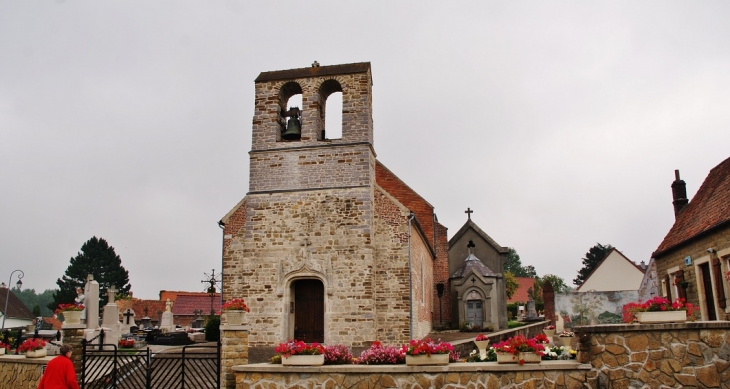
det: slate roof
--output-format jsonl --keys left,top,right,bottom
{"left": 451, "top": 254, "right": 497, "bottom": 279}
{"left": 654, "top": 156, "right": 730, "bottom": 257}
{"left": 172, "top": 295, "right": 222, "bottom": 316}
{"left": 0, "top": 287, "right": 34, "bottom": 320}
{"left": 508, "top": 277, "right": 536, "bottom": 304}
{"left": 255, "top": 62, "right": 371, "bottom": 83}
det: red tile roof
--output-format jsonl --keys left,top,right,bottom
{"left": 171, "top": 295, "right": 221, "bottom": 316}
{"left": 508, "top": 277, "right": 536, "bottom": 303}
{"left": 117, "top": 298, "right": 167, "bottom": 319}
{"left": 654, "top": 156, "right": 730, "bottom": 256}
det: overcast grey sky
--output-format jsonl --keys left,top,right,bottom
{"left": 2, "top": 1, "right": 729, "bottom": 299}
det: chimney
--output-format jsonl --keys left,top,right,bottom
{"left": 671, "top": 169, "right": 688, "bottom": 218}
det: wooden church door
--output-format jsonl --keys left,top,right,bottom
{"left": 293, "top": 279, "right": 324, "bottom": 343}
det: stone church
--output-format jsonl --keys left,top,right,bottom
{"left": 219, "top": 62, "right": 508, "bottom": 351}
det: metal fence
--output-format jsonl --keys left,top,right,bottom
{"left": 82, "top": 340, "right": 220, "bottom": 389}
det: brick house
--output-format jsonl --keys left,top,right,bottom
{"left": 652, "top": 157, "right": 730, "bottom": 321}
{"left": 219, "top": 63, "right": 448, "bottom": 353}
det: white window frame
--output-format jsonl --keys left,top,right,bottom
{"left": 694, "top": 255, "right": 721, "bottom": 321}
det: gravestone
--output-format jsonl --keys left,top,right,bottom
{"left": 120, "top": 308, "right": 136, "bottom": 335}
{"left": 96, "top": 285, "right": 122, "bottom": 347}
{"left": 524, "top": 287, "right": 541, "bottom": 322}
{"left": 160, "top": 299, "right": 175, "bottom": 332}
{"left": 84, "top": 274, "right": 100, "bottom": 329}
{"left": 191, "top": 309, "right": 204, "bottom": 329}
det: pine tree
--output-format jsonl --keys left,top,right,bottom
{"left": 573, "top": 243, "right": 613, "bottom": 286}
{"left": 48, "top": 236, "right": 131, "bottom": 312}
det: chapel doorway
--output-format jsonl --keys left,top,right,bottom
{"left": 293, "top": 279, "right": 324, "bottom": 343}
{"left": 466, "top": 300, "right": 482, "bottom": 328}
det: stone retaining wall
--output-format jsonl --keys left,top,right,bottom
{"left": 0, "top": 354, "right": 51, "bottom": 389}
{"left": 234, "top": 361, "right": 590, "bottom": 389}
{"left": 575, "top": 321, "right": 730, "bottom": 388}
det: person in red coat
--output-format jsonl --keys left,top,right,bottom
{"left": 37, "top": 344, "right": 79, "bottom": 389}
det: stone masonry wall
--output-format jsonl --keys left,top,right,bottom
{"left": 0, "top": 356, "right": 49, "bottom": 389}
{"left": 576, "top": 321, "right": 730, "bottom": 388}
{"left": 223, "top": 188, "right": 376, "bottom": 348}
{"left": 234, "top": 363, "right": 590, "bottom": 389}
{"left": 411, "top": 226, "right": 434, "bottom": 339}
{"left": 654, "top": 225, "right": 730, "bottom": 321}
{"left": 220, "top": 326, "right": 248, "bottom": 389}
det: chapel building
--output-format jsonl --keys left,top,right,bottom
{"left": 219, "top": 62, "right": 449, "bottom": 350}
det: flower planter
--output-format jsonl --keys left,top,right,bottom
{"left": 518, "top": 352, "right": 541, "bottom": 364}
{"left": 405, "top": 353, "right": 449, "bottom": 366}
{"left": 224, "top": 310, "right": 246, "bottom": 326}
{"left": 558, "top": 337, "right": 573, "bottom": 349}
{"left": 543, "top": 329, "right": 555, "bottom": 341}
{"left": 281, "top": 354, "right": 325, "bottom": 366}
{"left": 0, "top": 348, "right": 5, "bottom": 355}
{"left": 25, "top": 349, "right": 47, "bottom": 358}
{"left": 635, "top": 310, "right": 686, "bottom": 324}
{"left": 62, "top": 310, "right": 82, "bottom": 325}
{"left": 496, "top": 353, "right": 518, "bottom": 364}
{"left": 474, "top": 340, "right": 489, "bottom": 360}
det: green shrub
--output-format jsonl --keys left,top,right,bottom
{"left": 204, "top": 315, "right": 220, "bottom": 341}
{"left": 507, "top": 320, "right": 526, "bottom": 329}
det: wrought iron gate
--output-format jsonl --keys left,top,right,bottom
{"left": 81, "top": 341, "right": 220, "bottom": 389}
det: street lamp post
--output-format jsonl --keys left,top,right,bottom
{"left": 2, "top": 270, "right": 24, "bottom": 330}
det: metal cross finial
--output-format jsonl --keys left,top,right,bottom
{"left": 465, "top": 208, "right": 473, "bottom": 220}
{"left": 123, "top": 309, "right": 134, "bottom": 324}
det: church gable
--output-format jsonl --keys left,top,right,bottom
{"left": 448, "top": 219, "right": 508, "bottom": 278}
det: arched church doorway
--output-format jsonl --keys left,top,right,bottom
{"left": 293, "top": 279, "right": 324, "bottom": 343}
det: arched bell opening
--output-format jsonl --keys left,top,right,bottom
{"left": 318, "top": 79, "right": 343, "bottom": 140}
{"left": 279, "top": 81, "right": 303, "bottom": 141}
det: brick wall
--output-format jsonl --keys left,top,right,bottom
{"left": 433, "top": 222, "right": 451, "bottom": 328}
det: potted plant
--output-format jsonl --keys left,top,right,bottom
{"left": 55, "top": 303, "right": 84, "bottom": 325}
{"left": 621, "top": 297, "right": 695, "bottom": 324}
{"left": 221, "top": 298, "right": 250, "bottom": 325}
{"left": 492, "top": 340, "right": 518, "bottom": 364}
{"left": 474, "top": 333, "right": 490, "bottom": 360}
{"left": 557, "top": 330, "right": 574, "bottom": 348}
{"left": 18, "top": 338, "right": 48, "bottom": 358}
{"left": 543, "top": 324, "right": 556, "bottom": 340}
{"left": 403, "top": 338, "right": 453, "bottom": 366}
{"left": 509, "top": 335, "right": 545, "bottom": 364}
{"left": 119, "top": 338, "right": 136, "bottom": 349}
{"left": 275, "top": 340, "right": 326, "bottom": 366}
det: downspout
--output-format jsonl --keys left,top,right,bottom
{"left": 218, "top": 220, "right": 226, "bottom": 307}
{"left": 407, "top": 211, "right": 415, "bottom": 340}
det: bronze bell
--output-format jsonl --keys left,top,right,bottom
{"left": 281, "top": 107, "right": 302, "bottom": 140}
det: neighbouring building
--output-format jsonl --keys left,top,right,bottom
{"left": 0, "top": 286, "right": 34, "bottom": 329}
{"left": 653, "top": 158, "right": 730, "bottom": 321}
{"left": 575, "top": 248, "right": 646, "bottom": 292}
{"left": 219, "top": 62, "right": 448, "bottom": 352}
{"left": 448, "top": 216, "right": 509, "bottom": 331}
{"left": 637, "top": 257, "right": 659, "bottom": 301}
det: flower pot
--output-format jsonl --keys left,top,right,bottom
{"left": 25, "top": 349, "right": 47, "bottom": 358}
{"left": 224, "top": 310, "right": 246, "bottom": 325}
{"left": 518, "top": 352, "right": 541, "bottom": 364}
{"left": 635, "top": 311, "right": 686, "bottom": 324}
{"left": 496, "top": 353, "right": 518, "bottom": 364}
{"left": 474, "top": 340, "right": 489, "bottom": 360}
{"left": 281, "top": 354, "right": 325, "bottom": 366}
{"left": 406, "top": 353, "right": 449, "bottom": 366}
{"left": 63, "top": 310, "right": 82, "bottom": 325}
{"left": 558, "top": 337, "right": 573, "bottom": 349}
{"left": 0, "top": 348, "right": 5, "bottom": 355}
{"left": 543, "top": 329, "right": 555, "bottom": 341}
